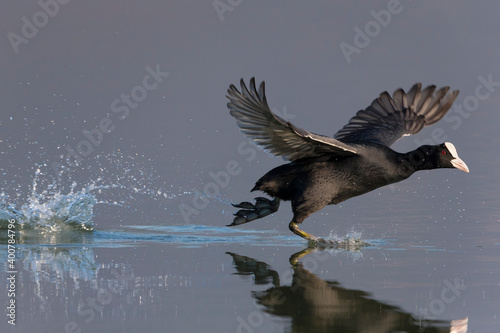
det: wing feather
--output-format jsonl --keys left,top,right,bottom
{"left": 227, "top": 78, "right": 357, "bottom": 161}
{"left": 334, "top": 83, "right": 459, "bottom": 146}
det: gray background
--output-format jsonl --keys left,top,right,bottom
{"left": 1, "top": 1, "right": 499, "bottom": 332}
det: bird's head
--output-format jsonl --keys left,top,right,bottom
{"left": 408, "top": 142, "right": 469, "bottom": 173}
{"left": 440, "top": 142, "right": 469, "bottom": 173}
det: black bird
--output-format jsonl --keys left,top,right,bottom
{"left": 227, "top": 251, "right": 469, "bottom": 333}
{"left": 227, "top": 78, "right": 469, "bottom": 242}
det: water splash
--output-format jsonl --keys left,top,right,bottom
{"left": 0, "top": 153, "right": 187, "bottom": 232}
{"left": 0, "top": 173, "right": 100, "bottom": 231}
{"left": 320, "top": 228, "right": 370, "bottom": 250}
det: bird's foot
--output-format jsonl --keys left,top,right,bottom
{"left": 309, "top": 238, "right": 341, "bottom": 247}
{"left": 228, "top": 197, "right": 280, "bottom": 226}
{"left": 310, "top": 236, "right": 369, "bottom": 250}
{"left": 289, "top": 222, "right": 368, "bottom": 250}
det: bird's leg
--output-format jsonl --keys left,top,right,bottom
{"left": 228, "top": 197, "right": 280, "bottom": 226}
{"left": 289, "top": 221, "right": 325, "bottom": 243}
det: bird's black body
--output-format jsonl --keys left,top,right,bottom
{"left": 253, "top": 143, "right": 457, "bottom": 224}
{"left": 226, "top": 78, "right": 469, "bottom": 242}
{"left": 254, "top": 145, "right": 405, "bottom": 206}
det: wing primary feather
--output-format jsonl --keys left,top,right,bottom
{"left": 333, "top": 82, "right": 459, "bottom": 146}
{"left": 227, "top": 78, "right": 358, "bottom": 161}
{"left": 415, "top": 85, "right": 436, "bottom": 115}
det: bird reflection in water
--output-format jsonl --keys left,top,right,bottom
{"left": 227, "top": 251, "right": 468, "bottom": 333}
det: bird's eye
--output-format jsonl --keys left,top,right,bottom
{"left": 441, "top": 150, "right": 446, "bottom": 155}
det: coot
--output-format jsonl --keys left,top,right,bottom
{"left": 227, "top": 78, "right": 469, "bottom": 242}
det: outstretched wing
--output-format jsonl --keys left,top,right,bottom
{"left": 334, "top": 83, "right": 459, "bottom": 147}
{"left": 227, "top": 78, "right": 358, "bottom": 161}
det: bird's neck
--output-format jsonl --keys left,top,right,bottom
{"left": 399, "top": 146, "right": 438, "bottom": 174}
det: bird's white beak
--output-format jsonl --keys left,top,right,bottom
{"left": 445, "top": 142, "right": 469, "bottom": 173}
{"left": 451, "top": 157, "right": 469, "bottom": 173}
